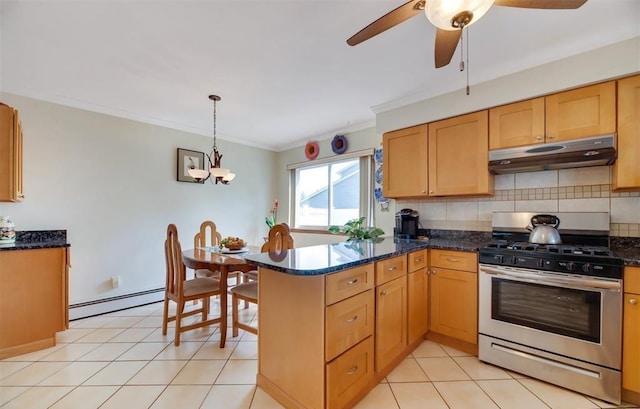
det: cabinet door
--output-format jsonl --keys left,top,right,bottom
{"left": 383, "top": 125, "right": 428, "bottom": 198}
{"left": 614, "top": 75, "right": 640, "bottom": 191}
{"left": 0, "top": 104, "right": 23, "bottom": 202}
{"left": 545, "top": 81, "right": 616, "bottom": 142}
{"left": 489, "top": 97, "right": 545, "bottom": 149}
{"left": 375, "top": 276, "right": 407, "bottom": 372}
{"left": 429, "top": 268, "right": 477, "bottom": 345}
{"left": 407, "top": 268, "right": 429, "bottom": 344}
{"left": 428, "top": 111, "right": 493, "bottom": 196}
{"left": 623, "top": 292, "right": 640, "bottom": 393}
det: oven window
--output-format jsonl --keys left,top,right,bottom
{"left": 491, "top": 278, "right": 601, "bottom": 343}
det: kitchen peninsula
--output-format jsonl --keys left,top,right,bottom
{"left": 245, "top": 237, "right": 479, "bottom": 409}
{"left": 0, "top": 231, "right": 70, "bottom": 359}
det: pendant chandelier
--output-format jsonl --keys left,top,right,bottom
{"left": 188, "top": 94, "right": 235, "bottom": 184}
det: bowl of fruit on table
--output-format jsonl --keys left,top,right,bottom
{"left": 221, "top": 236, "right": 246, "bottom": 251}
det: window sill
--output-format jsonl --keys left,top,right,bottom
{"left": 290, "top": 228, "right": 338, "bottom": 235}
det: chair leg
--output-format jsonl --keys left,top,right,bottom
{"left": 232, "top": 294, "right": 239, "bottom": 338}
{"left": 162, "top": 296, "right": 169, "bottom": 335}
{"left": 202, "top": 297, "right": 209, "bottom": 321}
{"left": 175, "top": 301, "right": 184, "bottom": 346}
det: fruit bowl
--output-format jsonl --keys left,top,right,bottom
{"left": 221, "top": 236, "right": 246, "bottom": 250}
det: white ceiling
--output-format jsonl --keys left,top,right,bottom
{"left": 1, "top": 0, "right": 639, "bottom": 151}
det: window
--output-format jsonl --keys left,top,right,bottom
{"left": 289, "top": 151, "right": 373, "bottom": 229}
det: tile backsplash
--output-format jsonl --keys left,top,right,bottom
{"left": 397, "top": 166, "right": 640, "bottom": 237}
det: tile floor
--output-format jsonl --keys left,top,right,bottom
{"left": 1, "top": 300, "right": 638, "bottom": 409}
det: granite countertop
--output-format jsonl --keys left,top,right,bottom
{"left": 0, "top": 230, "right": 70, "bottom": 251}
{"left": 245, "top": 230, "right": 640, "bottom": 275}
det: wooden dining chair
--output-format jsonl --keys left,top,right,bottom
{"left": 229, "top": 223, "right": 295, "bottom": 336}
{"left": 194, "top": 220, "right": 242, "bottom": 285}
{"left": 163, "top": 224, "right": 222, "bottom": 346}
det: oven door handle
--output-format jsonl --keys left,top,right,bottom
{"left": 480, "top": 265, "right": 621, "bottom": 291}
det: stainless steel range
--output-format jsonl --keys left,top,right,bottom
{"left": 478, "top": 212, "right": 624, "bottom": 404}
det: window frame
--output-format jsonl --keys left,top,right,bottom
{"left": 288, "top": 149, "right": 374, "bottom": 231}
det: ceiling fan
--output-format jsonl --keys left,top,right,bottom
{"left": 347, "top": 0, "right": 588, "bottom": 69}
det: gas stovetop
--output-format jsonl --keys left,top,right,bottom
{"left": 484, "top": 240, "right": 615, "bottom": 257}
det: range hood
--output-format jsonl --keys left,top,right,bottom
{"left": 488, "top": 134, "right": 616, "bottom": 175}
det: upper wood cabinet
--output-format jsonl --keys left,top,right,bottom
{"left": 489, "top": 81, "right": 616, "bottom": 150}
{"left": 382, "top": 124, "right": 428, "bottom": 198}
{"left": 428, "top": 111, "right": 493, "bottom": 196}
{"left": 0, "top": 103, "right": 24, "bottom": 202}
{"left": 613, "top": 74, "right": 640, "bottom": 191}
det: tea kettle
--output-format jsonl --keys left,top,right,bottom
{"left": 527, "top": 214, "right": 562, "bottom": 245}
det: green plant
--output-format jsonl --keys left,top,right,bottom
{"left": 328, "top": 217, "right": 385, "bottom": 240}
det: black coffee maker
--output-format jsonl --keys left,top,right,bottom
{"left": 395, "top": 208, "right": 419, "bottom": 239}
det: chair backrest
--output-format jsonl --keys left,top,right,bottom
{"left": 194, "top": 220, "right": 222, "bottom": 249}
{"left": 261, "top": 223, "right": 294, "bottom": 253}
{"left": 165, "top": 224, "right": 185, "bottom": 298}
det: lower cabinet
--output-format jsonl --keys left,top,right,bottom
{"left": 623, "top": 267, "right": 640, "bottom": 405}
{"left": 428, "top": 250, "right": 478, "bottom": 352}
{"left": 0, "top": 247, "right": 69, "bottom": 359}
{"left": 375, "top": 276, "right": 407, "bottom": 372}
{"left": 326, "top": 336, "right": 374, "bottom": 409}
{"left": 407, "top": 250, "right": 429, "bottom": 345}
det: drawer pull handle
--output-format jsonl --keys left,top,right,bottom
{"left": 346, "top": 315, "right": 358, "bottom": 323}
{"left": 346, "top": 365, "right": 358, "bottom": 375}
{"left": 446, "top": 258, "right": 459, "bottom": 263}
{"left": 630, "top": 299, "right": 638, "bottom": 305}
{"left": 415, "top": 258, "right": 423, "bottom": 262}
{"left": 346, "top": 278, "right": 358, "bottom": 285}
{"left": 388, "top": 266, "right": 397, "bottom": 271}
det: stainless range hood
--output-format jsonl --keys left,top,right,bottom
{"left": 488, "top": 134, "right": 616, "bottom": 175}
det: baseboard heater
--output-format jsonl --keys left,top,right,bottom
{"left": 69, "top": 287, "right": 164, "bottom": 321}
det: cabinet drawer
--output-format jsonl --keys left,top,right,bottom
{"left": 326, "top": 289, "right": 374, "bottom": 362}
{"left": 375, "top": 255, "right": 407, "bottom": 285}
{"left": 408, "top": 250, "right": 428, "bottom": 272}
{"left": 625, "top": 267, "right": 640, "bottom": 294}
{"left": 326, "top": 264, "right": 374, "bottom": 306}
{"left": 430, "top": 250, "right": 477, "bottom": 272}
{"left": 326, "top": 336, "right": 374, "bottom": 409}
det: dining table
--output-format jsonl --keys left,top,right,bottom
{"left": 182, "top": 246, "right": 259, "bottom": 348}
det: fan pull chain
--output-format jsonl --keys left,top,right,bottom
{"left": 466, "top": 26, "right": 470, "bottom": 95}
{"left": 459, "top": 28, "right": 465, "bottom": 72}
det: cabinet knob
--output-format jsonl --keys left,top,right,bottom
{"left": 422, "top": 190, "right": 426, "bottom": 194}
{"left": 415, "top": 258, "right": 422, "bottom": 262}
{"left": 429, "top": 190, "right": 433, "bottom": 194}
{"left": 536, "top": 135, "right": 543, "bottom": 141}
{"left": 431, "top": 270, "right": 437, "bottom": 275}
{"left": 346, "top": 278, "right": 358, "bottom": 285}
{"left": 380, "top": 290, "right": 388, "bottom": 296}
{"left": 630, "top": 298, "right": 638, "bottom": 305}
{"left": 346, "top": 365, "right": 359, "bottom": 375}
{"left": 548, "top": 134, "right": 555, "bottom": 139}
{"left": 346, "top": 315, "right": 358, "bottom": 323}
{"left": 387, "top": 266, "right": 397, "bottom": 271}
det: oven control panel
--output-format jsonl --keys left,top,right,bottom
{"left": 478, "top": 252, "right": 623, "bottom": 279}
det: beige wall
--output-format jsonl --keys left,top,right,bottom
{"left": 0, "top": 93, "right": 277, "bottom": 314}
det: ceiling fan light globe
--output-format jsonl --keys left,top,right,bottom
{"left": 210, "top": 167, "right": 230, "bottom": 178}
{"left": 425, "top": 0, "right": 494, "bottom": 30}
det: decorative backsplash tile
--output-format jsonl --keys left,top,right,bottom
{"left": 397, "top": 167, "right": 640, "bottom": 237}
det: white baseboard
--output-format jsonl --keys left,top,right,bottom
{"left": 69, "top": 288, "right": 164, "bottom": 320}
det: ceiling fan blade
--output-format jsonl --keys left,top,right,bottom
{"left": 434, "top": 29, "right": 461, "bottom": 68}
{"left": 494, "top": 0, "right": 587, "bottom": 9}
{"left": 347, "top": 0, "right": 425, "bottom": 46}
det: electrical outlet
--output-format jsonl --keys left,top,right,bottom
{"left": 111, "top": 276, "right": 120, "bottom": 288}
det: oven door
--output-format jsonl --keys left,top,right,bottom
{"left": 479, "top": 264, "right": 622, "bottom": 369}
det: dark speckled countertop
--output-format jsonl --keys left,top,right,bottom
{"left": 245, "top": 230, "right": 640, "bottom": 275}
{"left": 0, "top": 230, "right": 69, "bottom": 251}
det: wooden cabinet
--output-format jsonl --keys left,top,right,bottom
{"left": 0, "top": 247, "right": 69, "bottom": 359}
{"left": 407, "top": 250, "right": 429, "bottom": 345}
{"left": 0, "top": 103, "right": 24, "bottom": 202}
{"left": 614, "top": 75, "right": 640, "bottom": 191}
{"left": 382, "top": 125, "right": 428, "bottom": 198}
{"left": 375, "top": 275, "right": 407, "bottom": 372}
{"left": 428, "top": 111, "right": 493, "bottom": 196}
{"left": 489, "top": 82, "right": 616, "bottom": 149}
{"left": 383, "top": 113, "right": 493, "bottom": 198}
{"left": 428, "top": 250, "right": 478, "bottom": 351}
{"left": 623, "top": 267, "right": 640, "bottom": 404}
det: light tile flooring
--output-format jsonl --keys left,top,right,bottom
{"left": 1, "top": 300, "right": 638, "bottom": 409}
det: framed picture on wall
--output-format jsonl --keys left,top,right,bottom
{"left": 177, "top": 148, "right": 205, "bottom": 183}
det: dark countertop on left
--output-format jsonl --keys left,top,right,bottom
{"left": 0, "top": 230, "right": 70, "bottom": 251}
